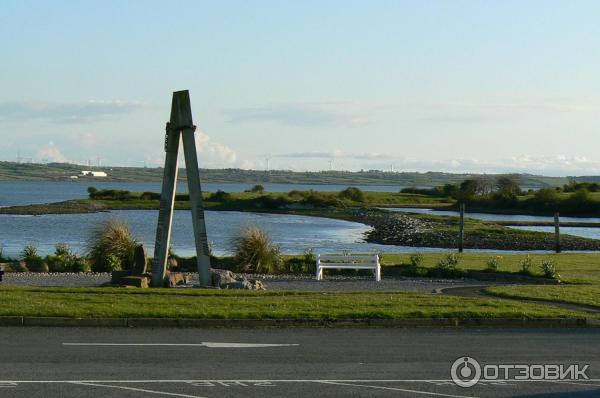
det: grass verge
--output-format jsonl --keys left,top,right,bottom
{"left": 484, "top": 285, "right": 600, "bottom": 308}
{"left": 0, "top": 286, "right": 590, "bottom": 320}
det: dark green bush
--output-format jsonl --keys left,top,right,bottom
{"left": 140, "top": 191, "right": 161, "bottom": 200}
{"left": 248, "top": 184, "right": 265, "bottom": 193}
{"left": 209, "top": 190, "right": 232, "bottom": 202}
{"left": 339, "top": 187, "right": 365, "bottom": 202}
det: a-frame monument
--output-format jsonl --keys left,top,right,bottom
{"left": 151, "top": 90, "right": 211, "bottom": 287}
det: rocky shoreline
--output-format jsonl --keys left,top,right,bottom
{"left": 353, "top": 209, "right": 600, "bottom": 251}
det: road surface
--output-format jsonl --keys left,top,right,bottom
{"left": 1, "top": 327, "right": 599, "bottom": 397}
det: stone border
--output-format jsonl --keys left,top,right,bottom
{"left": 0, "top": 316, "right": 597, "bottom": 328}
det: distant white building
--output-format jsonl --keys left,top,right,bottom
{"left": 81, "top": 170, "right": 108, "bottom": 177}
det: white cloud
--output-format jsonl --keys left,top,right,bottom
{"left": 225, "top": 102, "right": 371, "bottom": 128}
{"left": 195, "top": 131, "right": 237, "bottom": 166}
{"left": 0, "top": 100, "right": 145, "bottom": 124}
{"left": 36, "top": 142, "right": 69, "bottom": 163}
{"left": 277, "top": 149, "right": 396, "bottom": 160}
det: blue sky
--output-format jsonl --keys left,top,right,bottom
{"left": 1, "top": 1, "right": 600, "bottom": 175}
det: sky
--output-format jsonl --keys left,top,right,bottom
{"left": 1, "top": 0, "right": 600, "bottom": 176}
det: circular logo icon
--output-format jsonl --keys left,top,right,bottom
{"left": 451, "top": 356, "right": 482, "bottom": 388}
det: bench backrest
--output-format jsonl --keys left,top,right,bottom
{"left": 318, "top": 254, "right": 379, "bottom": 264}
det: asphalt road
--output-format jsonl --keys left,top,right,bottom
{"left": 1, "top": 327, "right": 600, "bottom": 397}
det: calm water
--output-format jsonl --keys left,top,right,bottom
{"left": 1, "top": 182, "right": 597, "bottom": 257}
{"left": 385, "top": 208, "right": 600, "bottom": 240}
{"left": 0, "top": 181, "right": 405, "bottom": 207}
{"left": 0, "top": 210, "right": 458, "bottom": 257}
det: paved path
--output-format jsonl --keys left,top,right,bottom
{"left": 1, "top": 327, "right": 600, "bottom": 397}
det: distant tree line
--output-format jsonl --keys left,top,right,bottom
{"left": 402, "top": 176, "right": 600, "bottom": 216}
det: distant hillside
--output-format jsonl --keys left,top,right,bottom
{"left": 0, "top": 161, "right": 581, "bottom": 188}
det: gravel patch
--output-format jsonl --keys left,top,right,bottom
{"left": 192, "top": 273, "right": 500, "bottom": 293}
{"left": 2, "top": 273, "right": 111, "bottom": 287}
{"left": 1, "top": 272, "right": 505, "bottom": 292}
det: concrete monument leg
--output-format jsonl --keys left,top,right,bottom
{"left": 151, "top": 90, "right": 211, "bottom": 287}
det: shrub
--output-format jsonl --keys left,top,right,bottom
{"left": 437, "top": 253, "right": 460, "bottom": 272}
{"left": 20, "top": 243, "right": 47, "bottom": 272}
{"left": 71, "top": 257, "right": 91, "bottom": 273}
{"left": 21, "top": 243, "right": 41, "bottom": 262}
{"left": 87, "top": 219, "right": 139, "bottom": 272}
{"left": 174, "top": 193, "right": 190, "bottom": 201}
{"left": 541, "top": 259, "right": 560, "bottom": 280}
{"left": 409, "top": 253, "right": 424, "bottom": 268}
{"left": 88, "top": 189, "right": 132, "bottom": 200}
{"left": 54, "top": 242, "right": 71, "bottom": 257}
{"left": 0, "top": 245, "right": 10, "bottom": 262}
{"left": 283, "top": 248, "right": 316, "bottom": 274}
{"left": 46, "top": 243, "right": 90, "bottom": 272}
{"left": 104, "top": 254, "right": 122, "bottom": 272}
{"left": 231, "top": 225, "right": 282, "bottom": 273}
{"left": 140, "top": 191, "right": 161, "bottom": 200}
{"left": 520, "top": 255, "right": 533, "bottom": 274}
{"left": 339, "top": 187, "right": 365, "bottom": 202}
{"left": 288, "top": 190, "right": 304, "bottom": 200}
{"left": 249, "top": 184, "right": 265, "bottom": 193}
{"left": 302, "top": 192, "right": 341, "bottom": 207}
{"left": 486, "top": 256, "right": 502, "bottom": 271}
{"left": 251, "top": 195, "right": 291, "bottom": 209}
{"left": 209, "top": 190, "right": 232, "bottom": 202}
{"left": 403, "top": 252, "right": 425, "bottom": 276}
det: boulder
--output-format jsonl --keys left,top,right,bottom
{"left": 119, "top": 275, "right": 149, "bottom": 288}
{"left": 167, "top": 257, "right": 178, "bottom": 270}
{"left": 210, "top": 269, "right": 265, "bottom": 290}
{"left": 111, "top": 270, "right": 132, "bottom": 284}
{"left": 210, "top": 268, "right": 238, "bottom": 286}
{"left": 166, "top": 272, "right": 189, "bottom": 287}
{"left": 132, "top": 245, "right": 148, "bottom": 275}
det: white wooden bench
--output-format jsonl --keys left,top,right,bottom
{"left": 316, "top": 254, "right": 381, "bottom": 281}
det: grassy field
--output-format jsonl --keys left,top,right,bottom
{"left": 0, "top": 286, "right": 588, "bottom": 320}
{"left": 375, "top": 252, "right": 600, "bottom": 309}
{"left": 376, "top": 252, "right": 600, "bottom": 282}
{"left": 0, "top": 161, "right": 568, "bottom": 187}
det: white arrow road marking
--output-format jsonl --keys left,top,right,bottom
{"left": 71, "top": 382, "right": 207, "bottom": 398}
{"left": 63, "top": 342, "right": 299, "bottom": 348}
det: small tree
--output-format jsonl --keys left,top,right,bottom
{"left": 496, "top": 176, "right": 521, "bottom": 197}
{"left": 250, "top": 184, "right": 265, "bottom": 193}
{"left": 339, "top": 187, "right": 365, "bottom": 202}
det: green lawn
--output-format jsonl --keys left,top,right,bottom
{"left": 372, "top": 252, "right": 600, "bottom": 309}
{"left": 484, "top": 285, "right": 600, "bottom": 308}
{"left": 376, "top": 252, "right": 600, "bottom": 283}
{"left": 0, "top": 286, "right": 588, "bottom": 320}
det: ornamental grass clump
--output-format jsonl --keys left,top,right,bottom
{"left": 520, "top": 255, "right": 533, "bottom": 275}
{"left": 486, "top": 256, "right": 502, "bottom": 272}
{"left": 541, "top": 259, "right": 560, "bottom": 280}
{"left": 87, "top": 219, "right": 139, "bottom": 272}
{"left": 231, "top": 225, "right": 282, "bottom": 273}
{"left": 20, "top": 243, "right": 47, "bottom": 272}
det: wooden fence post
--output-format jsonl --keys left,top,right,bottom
{"left": 458, "top": 203, "right": 465, "bottom": 253}
{"left": 554, "top": 212, "right": 561, "bottom": 253}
